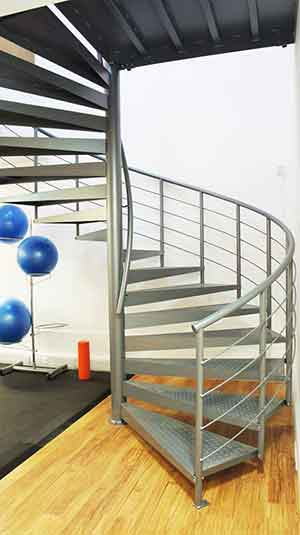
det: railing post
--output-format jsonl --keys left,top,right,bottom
{"left": 75, "top": 154, "right": 80, "bottom": 238}
{"left": 107, "top": 65, "right": 126, "bottom": 424}
{"left": 159, "top": 178, "right": 165, "bottom": 267}
{"left": 236, "top": 205, "right": 241, "bottom": 298}
{"left": 34, "top": 128, "right": 38, "bottom": 220}
{"left": 199, "top": 192, "right": 205, "bottom": 284}
{"left": 258, "top": 289, "right": 267, "bottom": 460}
{"left": 286, "top": 260, "right": 294, "bottom": 406}
{"left": 194, "top": 328, "right": 208, "bottom": 509}
{"left": 266, "top": 218, "right": 272, "bottom": 330}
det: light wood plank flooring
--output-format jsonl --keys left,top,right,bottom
{"left": 0, "top": 377, "right": 298, "bottom": 535}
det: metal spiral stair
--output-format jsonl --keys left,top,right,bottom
{"left": 0, "top": 1, "right": 296, "bottom": 510}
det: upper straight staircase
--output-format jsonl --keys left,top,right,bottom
{"left": 0, "top": 4, "right": 296, "bottom": 509}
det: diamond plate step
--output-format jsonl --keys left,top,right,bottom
{"left": 0, "top": 162, "right": 106, "bottom": 185}
{"left": 126, "top": 328, "right": 285, "bottom": 352}
{"left": 35, "top": 207, "right": 106, "bottom": 225}
{"left": 128, "top": 266, "right": 202, "bottom": 284}
{"left": 0, "top": 185, "right": 106, "bottom": 206}
{"left": 125, "top": 303, "right": 259, "bottom": 329}
{"left": 0, "top": 138, "right": 106, "bottom": 157}
{"left": 125, "top": 283, "right": 237, "bottom": 306}
{"left": 121, "top": 404, "right": 257, "bottom": 481}
{"left": 0, "top": 99, "right": 107, "bottom": 132}
{"left": 124, "top": 381, "right": 285, "bottom": 430}
{"left": 125, "top": 357, "right": 285, "bottom": 381}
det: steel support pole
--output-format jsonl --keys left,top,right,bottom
{"left": 286, "top": 261, "right": 293, "bottom": 406}
{"left": 266, "top": 218, "right": 272, "bottom": 330}
{"left": 34, "top": 128, "right": 38, "bottom": 220}
{"left": 107, "top": 66, "right": 126, "bottom": 424}
{"left": 236, "top": 205, "right": 241, "bottom": 298}
{"left": 258, "top": 289, "right": 267, "bottom": 460}
{"left": 194, "top": 329, "right": 208, "bottom": 509}
{"left": 199, "top": 192, "right": 205, "bottom": 285}
{"left": 159, "top": 178, "right": 165, "bottom": 267}
{"left": 75, "top": 154, "right": 80, "bottom": 238}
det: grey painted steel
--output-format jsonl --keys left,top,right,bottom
{"left": 124, "top": 381, "right": 285, "bottom": 430}
{"left": 0, "top": 185, "right": 107, "bottom": 206}
{"left": 0, "top": 162, "right": 106, "bottom": 184}
{"left": 236, "top": 205, "right": 242, "bottom": 298}
{"left": 125, "top": 283, "right": 237, "bottom": 306}
{"left": 128, "top": 266, "right": 202, "bottom": 284}
{"left": 12, "top": 363, "right": 68, "bottom": 379}
{"left": 0, "top": 50, "right": 108, "bottom": 110}
{"left": 125, "top": 327, "right": 285, "bottom": 352}
{"left": 0, "top": 99, "right": 106, "bottom": 132}
{"left": 103, "top": 0, "right": 147, "bottom": 55}
{"left": 199, "top": 0, "right": 221, "bottom": 43}
{"left": 121, "top": 404, "right": 257, "bottom": 481}
{"left": 286, "top": 261, "right": 294, "bottom": 406}
{"left": 194, "top": 328, "right": 206, "bottom": 508}
{"left": 258, "top": 290, "right": 267, "bottom": 460}
{"left": 117, "top": 145, "right": 134, "bottom": 314}
{"left": 152, "top": 0, "right": 183, "bottom": 51}
{"left": 125, "top": 250, "right": 161, "bottom": 261}
{"left": 266, "top": 218, "right": 272, "bottom": 330}
{"left": 125, "top": 303, "right": 259, "bottom": 329}
{"left": 125, "top": 357, "right": 286, "bottom": 381}
{"left": 34, "top": 207, "right": 106, "bottom": 225}
{"left": 247, "top": 0, "right": 260, "bottom": 40}
{"left": 0, "top": 138, "right": 106, "bottom": 156}
{"left": 159, "top": 179, "right": 165, "bottom": 267}
{"left": 107, "top": 66, "right": 125, "bottom": 423}
{"left": 75, "top": 229, "right": 108, "bottom": 242}
{"left": 199, "top": 192, "right": 205, "bottom": 285}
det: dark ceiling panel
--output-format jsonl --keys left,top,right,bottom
{"left": 0, "top": 0, "right": 296, "bottom": 72}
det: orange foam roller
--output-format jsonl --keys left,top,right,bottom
{"left": 78, "top": 340, "right": 91, "bottom": 381}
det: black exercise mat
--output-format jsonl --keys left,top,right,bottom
{"left": 0, "top": 367, "right": 110, "bottom": 478}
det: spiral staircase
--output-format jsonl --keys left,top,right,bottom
{"left": 0, "top": 1, "right": 296, "bottom": 509}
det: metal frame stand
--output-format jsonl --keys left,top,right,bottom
{"left": 107, "top": 65, "right": 126, "bottom": 425}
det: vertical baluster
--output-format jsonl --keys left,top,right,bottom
{"left": 194, "top": 328, "right": 208, "bottom": 509}
{"left": 159, "top": 178, "right": 165, "bottom": 267}
{"left": 199, "top": 192, "right": 205, "bottom": 284}
{"left": 236, "top": 204, "right": 241, "bottom": 298}
{"left": 285, "top": 260, "right": 293, "bottom": 406}
{"left": 75, "top": 154, "right": 80, "bottom": 238}
{"left": 258, "top": 289, "right": 267, "bottom": 460}
{"left": 266, "top": 218, "right": 272, "bottom": 330}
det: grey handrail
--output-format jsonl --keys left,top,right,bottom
{"left": 116, "top": 144, "right": 134, "bottom": 314}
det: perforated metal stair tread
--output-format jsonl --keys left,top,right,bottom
{"left": 0, "top": 162, "right": 106, "bottom": 185}
{"left": 0, "top": 138, "right": 106, "bottom": 157}
{"left": 125, "top": 381, "right": 285, "bottom": 429}
{"left": 75, "top": 229, "right": 107, "bottom": 242}
{"left": 125, "top": 357, "right": 285, "bottom": 381}
{"left": 125, "top": 283, "right": 238, "bottom": 306}
{"left": 128, "top": 266, "right": 202, "bottom": 284}
{"left": 0, "top": 185, "right": 107, "bottom": 206}
{"left": 121, "top": 404, "right": 257, "bottom": 480}
{"left": 34, "top": 207, "right": 106, "bottom": 225}
{"left": 126, "top": 328, "right": 285, "bottom": 352}
{"left": 125, "top": 303, "right": 259, "bottom": 329}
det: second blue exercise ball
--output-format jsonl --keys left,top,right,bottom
{"left": 0, "top": 204, "right": 28, "bottom": 244}
{"left": 17, "top": 236, "right": 59, "bottom": 277}
{"left": 0, "top": 298, "right": 31, "bottom": 344}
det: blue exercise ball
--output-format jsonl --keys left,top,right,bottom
{"left": 0, "top": 205, "right": 28, "bottom": 244}
{"left": 0, "top": 298, "right": 31, "bottom": 344}
{"left": 17, "top": 236, "right": 59, "bottom": 277}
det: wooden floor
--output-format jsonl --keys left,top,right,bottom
{"left": 0, "top": 376, "right": 298, "bottom": 535}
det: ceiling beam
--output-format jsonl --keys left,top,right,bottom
{"left": 103, "top": 0, "right": 146, "bottom": 55}
{"left": 247, "top": 0, "right": 260, "bottom": 41}
{"left": 152, "top": 0, "right": 183, "bottom": 51}
{"left": 199, "top": 0, "right": 221, "bottom": 44}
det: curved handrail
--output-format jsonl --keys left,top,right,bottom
{"left": 116, "top": 144, "right": 134, "bottom": 314}
{"left": 120, "top": 164, "right": 295, "bottom": 333}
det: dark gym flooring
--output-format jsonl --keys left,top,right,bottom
{"left": 0, "top": 366, "right": 111, "bottom": 478}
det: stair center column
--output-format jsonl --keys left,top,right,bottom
{"left": 107, "top": 65, "right": 126, "bottom": 424}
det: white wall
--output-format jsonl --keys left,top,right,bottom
{"left": 0, "top": 45, "right": 296, "bottom": 374}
